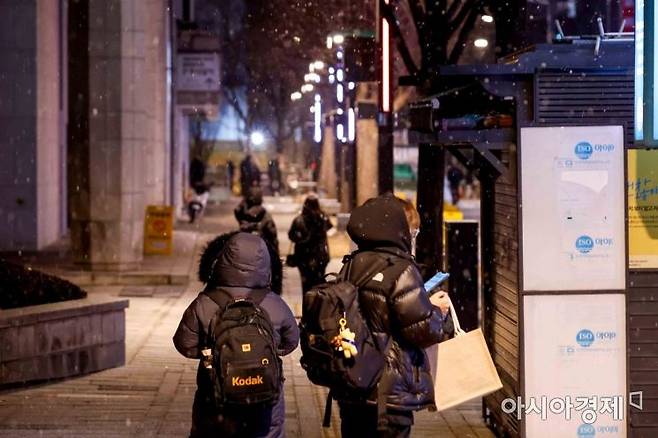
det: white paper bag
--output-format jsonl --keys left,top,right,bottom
{"left": 428, "top": 297, "right": 503, "bottom": 411}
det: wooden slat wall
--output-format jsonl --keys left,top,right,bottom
{"left": 536, "top": 70, "right": 635, "bottom": 148}
{"left": 484, "top": 148, "right": 520, "bottom": 437}
{"left": 629, "top": 271, "right": 658, "bottom": 437}
{"left": 536, "top": 69, "right": 658, "bottom": 437}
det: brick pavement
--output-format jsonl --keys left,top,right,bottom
{"left": 0, "top": 198, "right": 495, "bottom": 437}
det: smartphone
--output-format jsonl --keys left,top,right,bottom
{"left": 424, "top": 271, "right": 449, "bottom": 295}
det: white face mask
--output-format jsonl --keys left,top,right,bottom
{"left": 410, "top": 229, "right": 419, "bottom": 256}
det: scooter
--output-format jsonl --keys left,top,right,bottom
{"left": 188, "top": 183, "right": 210, "bottom": 224}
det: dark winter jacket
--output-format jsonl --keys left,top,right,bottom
{"left": 234, "top": 194, "right": 279, "bottom": 255}
{"left": 173, "top": 233, "right": 299, "bottom": 437}
{"left": 344, "top": 195, "right": 444, "bottom": 411}
{"left": 288, "top": 212, "right": 333, "bottom": 269}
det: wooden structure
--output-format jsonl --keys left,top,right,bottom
{"left": 409, "top": 39, "right": 658, "bottom": 437}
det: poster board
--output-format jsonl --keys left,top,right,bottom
{"left": 628, "top": 149, "right": 658, "bottom": 269}
{"left": 520, "top": 126, "right": 626, "bottom": 291}
{"left": 523, "top": 294, "right": 627, "bottom": 437}
{"left": 144, "top": 205, "right": 174, "bottom": 255}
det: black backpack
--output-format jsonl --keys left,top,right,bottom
{"left": 299, "top": 254, "right": 393, "bottom": 427}
{"left": 204, "top": 289, "right": 282, "bottom": 408}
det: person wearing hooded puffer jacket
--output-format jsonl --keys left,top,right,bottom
{"left": 288, "top": 194, "right": 333, "bottom": 294}
{"left": 234, "top": 186, "right": 279, "bottom": 256}
{"left": 337, "top": 194, "right": 448, "bottom": 438}
{"left": 173, "top": 232, "right": 299, "bottom": 438}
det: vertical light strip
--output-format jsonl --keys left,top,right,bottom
{"left": 337, "top": 123, "right": 344, "bottom": 140}
{"left": 348, "top": 108, "right": 356, "bottom": 141}
{"left": 382, "top": 0, "right": 391, "bottom": 112}
{"left": 314, "top": 94, "right": 322, "bottom": 143}
{"left": 636, "top": 0, "right": 645, "bottom": 140}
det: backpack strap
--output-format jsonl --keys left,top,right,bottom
{"left": 322, "top": 391, "right": 333, "bottom": 428}
{"left": 376, "top": 337, "right": 394, "bottom": 431}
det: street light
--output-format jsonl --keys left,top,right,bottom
{"left": 304, "top": 73, "right": 321, "bottom": 83}
{"left": 474, "top": 38, "right": 489, "bottom": 48}
{"left": 290, "top": 91, "right": 302, "bottom": 101}
{"left": 481, "top": 14, "right": 494, "bottom": 23}
{"left": 250, "top": 131, "right": 264, "bottom": 146}
{"left": 333, "top": 34, "right": 344, "bottom": 44}
{"left": 301, "top": 84, "right": 314, "bottom": 93}
{"left": 313, "top": 60, "right": 325, "bottom": 70}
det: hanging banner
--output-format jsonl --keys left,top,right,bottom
{"left": 520, "top": 126, "right": 626, "bottom": 291}
{"left": 628, "top": 149, "right": 658, "bottom": 269}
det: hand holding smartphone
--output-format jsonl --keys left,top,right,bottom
{"left": 424, "top": 271, "right": 450, "bottom": 317}
{"left": 423, "top": 271, "right": 449, "bottom": 295}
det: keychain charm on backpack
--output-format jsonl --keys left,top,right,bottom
{"left": 331, "top": 316, "right": 358, "bottom": 359}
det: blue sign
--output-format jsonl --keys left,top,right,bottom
{"left": 575, "top": 142, "right": 593, "bottom": 160}
{"left": 577, "top": 424, "right": 596, "bottom": 438}
{"left": 575, "top": 235, "right": 594, "bottom": 254}
{"left": 576, "top": 329, "right": 595, "bottom": 347}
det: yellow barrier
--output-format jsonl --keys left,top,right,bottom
{"left": 144, "top": 205, "right": 174, "bottom": 255}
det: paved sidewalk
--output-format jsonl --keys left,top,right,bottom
{"left": 0, "top": 199, "right": 495, "bottom": 437}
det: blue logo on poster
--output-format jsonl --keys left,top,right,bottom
{"left": 575, "top": 142, "right": 593, "bottom": 160}
{"left": 577, "top": 424, "right": 596, "bottom": 438}
{"left": 576, "top": 329, "right": 595, "bottom": 347}
{"left": 575, "top": 235, "right": 594, "bottom": 253}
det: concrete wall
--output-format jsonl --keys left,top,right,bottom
{"left": 36, "top": 0, "right": 65, "bottom": 248}
{"left": 0, "top": 0, "right": 65, "bottom": 251}
{"left": 144, "top": 0, "right": 171, "bottom": 207}
{"left": 356, "top": 118, "right": 378, "bottom": 206}
{"left": 318, "top": 123, "right": 337, "bottom": 199}
{"left": 0, "top": 296, "right": 129, "bottom": 385}
{"left": 68, "top": 0, "right": 172, "bottom": 269}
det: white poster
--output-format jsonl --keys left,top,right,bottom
{"left": 176, "top": 53, "right": 220, "bottom": 92}
{"left": 523, "top": 294, "right": 627, "bottom": 438}
{"left": 520, "top": 126, "right": 626, "bottom": 291}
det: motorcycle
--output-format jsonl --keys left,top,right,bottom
{"left": 187, "top": 183, "right": 210, "bottom": 224}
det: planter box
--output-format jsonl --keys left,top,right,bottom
{"left": 0, "top": 296, "right": 129, "bottom": 386}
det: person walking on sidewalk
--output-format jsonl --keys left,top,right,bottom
{"left": 288, "top": 194, "right": 333, "bottom": 294}
{"left": 335, "top": 194, "right": 450, "bottom": 438}
{"left": 240, "top": 154, "right": 261, "bottom": 196}
{"left": 173, "top": 232, "right": 299, "bottom": 438}
{"left": 234, "top": 186, "right": 280, "bottom": 256}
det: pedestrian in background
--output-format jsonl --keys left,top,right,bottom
{"left": 268, "top": 156, "right": 282, "bottom": 196}
{"left": 234, "top": 187, "right": 280, "bottom": 257}
{"left": 240, "top": 154, "right": 261, "bottom": 196}
{"left": 173, "top": 232, "right": 298, "bottom": 438}
{"left": 226, "top": 160, "right": 235, "bottom": 192}
{"left": 287, "top": 194, "right": 333, "bottom": 294}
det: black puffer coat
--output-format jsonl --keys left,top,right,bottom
{"left": 344, "top": 195, "right": 444, "bottom": 411}
{"left": 288, "top": 212, "right": 333, "bottom": 269}
{"left": 234, "top": 189, "right": 279, "bottom": 255}
{"left": 173, "top": 233, "right": 299, "bottom": 437}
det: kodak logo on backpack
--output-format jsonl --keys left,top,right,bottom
{"left": 231, "top": 375, "right": 264, "bottom": 386}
